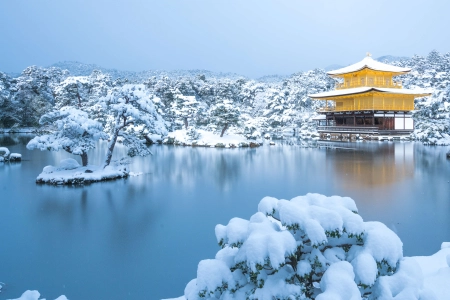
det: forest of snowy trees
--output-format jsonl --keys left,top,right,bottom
{"left": 1, "top": 50, "right": 449, "bottom": 145}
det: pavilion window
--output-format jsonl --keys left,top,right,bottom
{"left": 344, "top": 117, "right": 354, "bottom": 125}
{"left": 375, "top": 117, "right": 384, "bottom": 126}
{"left": 364, "top": 117, "right": 374, "bottom": 125}
{"left": 356, "top": 117, "right": 364, "bottom": 125}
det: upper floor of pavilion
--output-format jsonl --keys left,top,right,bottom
{"left": 328, "top": 54, "right": 411, "bottom": 90}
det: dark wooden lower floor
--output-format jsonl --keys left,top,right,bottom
{"left": 316, "top": 111, "right": 413, "bottom": 132}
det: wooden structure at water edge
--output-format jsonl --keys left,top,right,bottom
{"left": 309, "top": 54, "right": 430, "bottom": 139}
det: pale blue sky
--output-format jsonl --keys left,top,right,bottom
{"left": 1, "top": 0, "right": 449, "bottom": 77}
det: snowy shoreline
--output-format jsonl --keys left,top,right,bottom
{"left": 162, "top": 129, "right": 263, "bottom": 148}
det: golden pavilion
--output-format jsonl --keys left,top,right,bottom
{"left": 309, "top": 54, "right": 430, "bottom": 136}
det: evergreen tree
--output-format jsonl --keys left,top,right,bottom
{"left": 209, "top": 100, "right": 241, "bottom": 137}
{"left": 27, "top": 107, "right": 107, "bottom": 166}
{"left": 101, "top": 84, "right": 167, "bottom": 168}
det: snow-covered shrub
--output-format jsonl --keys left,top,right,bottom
{"left": 186, "top": 127, "right": 201, "bottom": 141}
{"left": 181, "top": 194, "right": 433, "bottom": 300}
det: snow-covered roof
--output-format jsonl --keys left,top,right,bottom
{"left": 327, "top": 56, "right": 411, "bottom": 76}
{"left": 309, "top": 87, "right": 431, "bottom": 99}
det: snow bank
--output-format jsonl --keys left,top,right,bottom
{"left": 173, "top": 193, "right": 438, "bottom": 300}
{"left": 164, "top": 129, "right": 261, "bottom": 148}
{"left": 36, "top": 158, "right": 128, "bottom": 185}
{"left": 412, "top": 244, "right": 450, "bottom": 300}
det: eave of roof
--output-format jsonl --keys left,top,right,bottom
{"left": 327, "top": 56, "right": 411, "bottom": 76}
{"left": 309, "top": 87, "right": 432, "bottom": 99}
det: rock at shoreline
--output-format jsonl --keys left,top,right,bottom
{"left": 0, "top": 146, "right": 22, "bottom": 162}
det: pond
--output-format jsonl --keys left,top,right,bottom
{"left": 0, "top": 135, "right": 449, "bottom": 299}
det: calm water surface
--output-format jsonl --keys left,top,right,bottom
{"left": 0, "top": 135, "right": 449, "bottom": 300}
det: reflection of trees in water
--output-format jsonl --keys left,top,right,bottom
{"left": 414, "top": 144, "right": 449, "bottom": 170}
{"left": 325, "top": 142, "right": 415, "bottom": 190}
{"left": 0, "top": 134, "right": 34, "bottom": 146}
{"left": 213, "top": 151, "right": 242, "bottom": 191}
{"left": 413, "top": 144, "right": 450, "bottom": 203}
{"left": 0, "top": 135, "right": 18, "bottom": 146}
{"left": 144, "top": 146, "right": 247, "bottom": 191}
{"left": 34, "top": 183, "right": 157, "bottom": 251}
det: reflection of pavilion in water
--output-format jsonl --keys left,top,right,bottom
{"left": 324, "top": 142, "right": 415, "bottom": 190}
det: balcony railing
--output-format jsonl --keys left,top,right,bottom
{"left": 335, "top": 80, "right": 402, "bottom": 90}
{"left": 318, "top": 126, "right": 379, "bottom": 133}
{"left": 319, "top": 104, "right": 414, "bottom": 112}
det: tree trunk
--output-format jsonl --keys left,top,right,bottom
{"left": 77, "top": 92, "right": 82, "bottom": 108}
{"left": 103, "top": 127, "right": 120, "bottom": 168}
{"left": 220, "top": 123, "right": 229, "bottom": 137}
{"left": 81, "top": 152, "right": 88, "bottom": 166}
{"left": 183, "top": 117, "right": 188, "bottom": 130}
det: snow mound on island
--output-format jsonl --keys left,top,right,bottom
{"left": 37, "top": 159, "right": 129, "bottom": 185}
{"left": 172, "top": 193, "right": 438, "bottom": 300}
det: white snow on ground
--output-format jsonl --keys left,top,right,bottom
{"left": 166, "top": 129, "right": 261, "bottom": 147}
{"left": 36, "top": 158, "right": 128, "bottom": 185}
{"left": 412, "top": 243, "right": 450, "bottom": 300}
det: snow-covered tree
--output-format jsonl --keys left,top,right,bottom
{"left": 209, "top": 100, "right": 241, "bottom": 137}
{"left": 11, "top": 66, "right": 67, "bottom": 127}
{"left": 0, "top": 72, "right": 18, "bottom": 127}
{"left": 181, "top": 194, "right": 433, "bottom": 300}
{"left": 101, "top": 84, "right": 167, "bottom": 168}
{"left": 54, "top": 70, "right": 112, "bottom": 123}
{"left": 169, "top": 93, "right": 199, "bottom": 130}
{"left": 27, "top": 107, "right": 107, "bottom": 166}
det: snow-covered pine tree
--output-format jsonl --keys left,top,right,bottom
{"left": 54, "top": 70, "right": 112, "bottom": 125}
{"left": 181, "top": 194, "right": 433, "bottom": 300}
{"left": 0, "top": 72, "right": 18, "bottom": 128}
{"left": 209, "top": 100, "right": 241, "bottom": 137}
{"left": 11, "top": 66, "right": 67, "bottom": 127}
{"left": 169, "top": 92, "right": 199, "bottom": 130}
{"left": 101, "top": 84, "right": 167, "bottom": 168}
{"left": 26, "top": 107, "right": 107, "bottom": 166}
